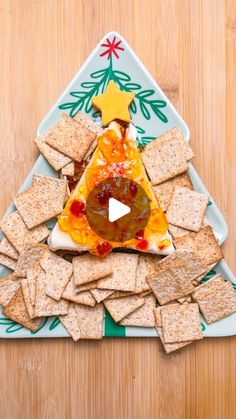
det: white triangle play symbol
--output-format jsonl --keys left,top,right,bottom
{"left": 108, "top": 198, "right": 131, "bottom": 223}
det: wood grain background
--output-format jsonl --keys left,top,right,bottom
{"left": 0, "top": 1, "right": 236, "bottom": 418}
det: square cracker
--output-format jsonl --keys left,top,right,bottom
{"left": 26, "top": 267, "right": 37, "bottom": 306}
{"left": 90, "top": 288, "right": 114, "bottom": 304}
{"left": 161, "top": 303, "right": 203, "bottom": 343}
{"left": 15, "top": 244, "right": 48, "bottom": 277}
{"left": 97, "top": 253, "right": 139, "bottom": 292}
{"left": 157, "top": 126, "right": 194, "bottom": 161}
{"left": 156, "top": 327, "right": 192, "bottom": 354}
{"left": 0, "top": 237, "right": 19, "bottom": 260}
{"left": 141, "top": 137, "right": 188, "bottom": 186}
{"left": 166, "top": 187, "right": 208, "bottom": 232}
{"left": 153, "top": 172, "right": 193, "bottom": 212}
{"left": 0, "top": 274, "right": 20, "bottom": 307}
{"left": 74, "top": 303, "right": 104, "bottom": 339}
{"left": 33, "top": 264, "right": 69, "bottom": 317}
{"left": 45, "top": 113, "right": 96, "bottom": 162}
{"left": 61, "top": 161, "right": 75, "bottom": 176}
{"left": 13, "top": 175, "right": 66, "bottom": 229}
{"left": 40, "top": 251, "right": 73, "bottom": 301}
{"left": 62, "top": 277, "right": 96, "bottom": 307}
{"left": 3, "top": 287, "right": 43, "bottom": 331}
{"left": 120, "top": 294, "right": 157, "bottom": 327}
{"left": 59, "top": 304, "right": 81, "bottom": 341}
{"left": 192, "top": 274, "right": 236, "bottom": 324}
{"left": 73, "top": 254, "right": 112, "bottom": 286}
{"left": 34, "top": 135, "right": 72, "bottom": 171}
{"left": 0, "top": 211, "right": 49, "bottom": 252}
{"left": 74, "top": 112, "right": 103, "bottom": 136}
{"left": 0, "top": 254, "right": 17, "bottom": 271}
{"left": 174, "top": 225, "right": 224, "bottom": 266}
{"left": 104, "top": 295, "right": 145, "bottom": 323}
{"left": 134, "top": 254, "right": 160, "bottom": 294}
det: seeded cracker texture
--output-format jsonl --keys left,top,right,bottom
{"left": 90, "top": 288, "right": 114, "bottom": 303}
{"left": 153, "top": 172, "right": 194, "bottom": 212}
{"left": 134, "top": 254, "right": 160, "bottom": 293}
{"left": 0, "top": 210, "right": 49, "bottom": 252}
{"left": 120, "top": 294, "right": 157, "bottom": 327}
{"left": 174, "top": 225, "right": 224, "bottom": 266}
{"left": 13, "top": 175, "right": 66, "bottom": 229}
{"left": 0, "top": 274, "right": 20, "bottom": 307}
{"left": 15, "top": 244, "right": 48, "bottom": 277}
{"left": 161, "top": 303, "right": 203, "bottom": 343}
{"left": 26, "top": 267, "right": 37, "bottom": 306}
{"left": 59, "top": 304, "right": 81, "bottom": 341}
{"left": 157, "top": 126, "right": 194, "bottom": 161}
{"left": 72, "top": 254, "right": 112, "bottom": 286}
{"left": 61, "top": 161, "right": 75, "bottom": 176}
{"left": 0, "top": 237, "right": 19, "bottom": 260}
{"left": 21, "top": 278, "right": 35, "bottom": 318}
{"left": 45, "top": 113, "right": 96, "bottom": 161}
{"left": 166, "top": 187, "right": 208, "bottom": 232}
{"left": 34, "top": 135, "right": 72, "bottom": 171}
{"left": 104, "top": 295, "right": 145, "bottom": 323}
{"left": 97, "top": 253, "right": 139, "bottom": 291}
{"left": 0, "top": 254, "right": 17, "bottom": 271}
{"left": 192, "top": 274, "right": 236, "bottom": 324}
{"left": 3, "top": 287, "right": 43, "bottom": 331}
{"left": 62, "top": 277, "right": 96, "bottom": 307}
{"left": 40, "top": 251, "right": 73, "bottom": 301}
{"left": 74, "top": 303, "right": 104, "bottom": 339}
{"left": 74, "top": 111, "right": 103, "bottom": 136}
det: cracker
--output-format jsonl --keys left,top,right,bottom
{"left": 0, "top": 274, "right": 20, "bottom": 307}
{"left": 161, "top": 303, "right": 203, "bottom": 343}
{"left": 21, "top": 278, "right": 35, "bottom": 318}
{"left": 13, "top": 176, "right": 66, "bottom": 229}
{"left": 62, "top": 277, "right": 96, "bottom": 307}
{"left": 61, "top": 161, "right": 75, "bottom": 176}
{"left": 104, "top": 295, "right": 145, "bottom": 323}
{"left": 153, "top": 172, "right": 193, "bottom": 212}
{"left": 120, "top": 294, "right": 156, "bottom": 327}
{"left": 75, "top": 281, "right": 98, "bottom": 293}
{"left": 15, "top": 244, "right": 48, "bottom": 277}
{"left": 0, "top": 211, "right": 49, "bottom": 252}
{"left": 134, "top": 254, "right": 159, "bottom": 293}
{"left": 192, "top": 274, "right": 236, "bottom": 324}
{"left": 90, "top": 289, "right": 114, "bottom": 303}
{"left": 74, "top": 112, "right": 103, "bottom": 136}
{"left": 0, "top": 254, "right": 17, "bottom": 271}
{"left": 168, "top": 223, "right": 189, "bottom": 240}
{"left": 33, "top": 264, "right": 69, "bottom": 317}
{"left": 40, "top": 251, "right": 73, "bottom": 301}
{"left": 97, "top": 253, "right": 138, "bottom": 291}
{"left": 45, "top": 113, "right": 96, "bottom": 161}
{"left": 158, "top": 250, "right": 207, "bottom": 280}
{"left": 177, "top": 296, "right": 192, "bottom": 304}
{"left": 3, "top": 287, "right": 43, "bottom": 331}
{"left": 0, "top": 237, "right": 19, "bottom": 260}
{"left": 59, "top": 304, "right": 81, "bottom": 341}
{"left": 158, "top": 126, "right": 194, "bottom": 161}
{"left": 75, "top": 303, "right": 104, "bottom": 339}
{"left": 26, "top": 267, "right": 37, "bottom": 306}
{"left": 73, "top": 254, "right": 112, "bottom": 286}
{"left": 34, "top": 135, "right": 72, "bottom": 171}
{"left": 153, "top": 307, "right": 162, "bottom": 327}
{"left": 156, "top": 327, "right": 192, "bottom": 354}
{"left": 166, "top": 187, "right": 208, "bottom": 232}
{"left": 174, "top": 225, "right": 224, "bottom": 266}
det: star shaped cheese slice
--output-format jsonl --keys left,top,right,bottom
{"left": 92, "top": 81, "right": 135, "bottom": 126}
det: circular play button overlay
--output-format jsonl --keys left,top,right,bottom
{"left": 86, "top": 177, "right": 151, "bottom": 242}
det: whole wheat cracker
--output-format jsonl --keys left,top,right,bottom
{"left": 0, "top": 274, "right": 20, "bottom": 307}
{"left": 40, "top": 251, "right": 73, "bottom": 301}
{"left": 15, "top": 244, "right": 48, "bottom": 277}
{"left": 59, "top": 304, "right": 81, "bottom": 341}
{"left": 34, "top": 135, "right": 72, "bottom": 171}
{"left": 134, "top": 254, "right": 160, "bottom": 294}
{"left": 97, "top": 253, "right": 139, "bottom": 292}
{"left": 156, "top": 327, "right": 192, "bottom": 354}
{"left": 153, "top": 172, "right": 193, "bottom": 212}
{"left": 3, "top": 287, "right": 43, "bottom": 331}
{"left": 62, "top": 277, "right": 96, "bottom": 307}
{"left": 192, "top": 274, "right": 236, "bottom": 324}
{"left": 0, "top": 210, "right": 49, "bottom": 252}
{"left": 161, "top": 303, "right": 203, "bottom": 343}
{"left": 45, "top": 113, "right": 96, "bottom": 162}
{"left": 0, "top": 254, "right": 17, "bottom": 271}
{"left": 61, "top": 161, "right": 75, "bottom": 176}
{"left": 75, "top": 281, "right": 98, "bottom": 293}
{"left": 166, "top": 187, "right": 208, "bottom": 232}
{"left": 73, "top": 253, "right": 112, "bottom": 286}
{"left": 104, "top": 295, "right": 145, "bottom": 323}
{"left": 13, "top": 175, "right": 66, "bottom": 229}
{"left": 74, "top": 303, "right": 104, "bottom": 339}
{"left": 26, "top": 266, "right": 37, "bottom": 306}
{"left": 21, "top": 278, "right": 35, "bottom": 318}
{"left": 74, "top": 112, "right": 103, "bottom": 136}
{"left": 157, "top": 126, "right": 194, "bottom": 161}
{"left": 90, "top": 288, "right": 114, "bottom": 303}
{"left": 0, "top": 237, "right": 19, "bottom": 260}
{"left": 120, "top": 294, "right": 157, "bottom": 327}
{"left": 174, "top": 225, "right": 224, "bottom": 266}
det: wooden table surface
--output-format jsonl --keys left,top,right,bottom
{"left": 0, "top": 1, "right": 236, "bottom": 418}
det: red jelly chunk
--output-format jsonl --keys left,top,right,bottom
{"left": 97, "top": 242, "right": 113, "bottom": 256}
{"left": 70, "top": 200, "right": 86, "bottom": 217}
{"left": 136, "top": 239, "right": 149, "bottom": 251}
{"left": 130, "top": 182, "right": 138, "bottom": 197}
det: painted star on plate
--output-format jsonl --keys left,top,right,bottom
{"left": 91, "top": 81, "right": 135, "bottom": 126}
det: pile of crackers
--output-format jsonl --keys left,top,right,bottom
{"left": 0, "top": 113, "right": 235, "bottom": 351}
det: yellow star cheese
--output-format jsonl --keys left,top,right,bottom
{"left": 91, "top": 81, "right": 135, "bottom": 126}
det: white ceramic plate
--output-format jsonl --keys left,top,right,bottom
{"left": 0, "top": 31, "right": 234, "bottom": 338}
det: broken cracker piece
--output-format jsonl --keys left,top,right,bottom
{"left": 153, "top": 172, "right": 193, "bottom": 212}
{"left": 61, "top": 161, "right": 75, "bottom": 176}
{"left": 97, "top": 253, "right": 138, "bottom": 292}
{"left": 120, "top": 294, "right": 156, "bottom": 327}
{"left": 104, "top": 295, "right": 145, "bottom": 323}
{"left": 73, "top": 253, "right": 112, "bottom": 286}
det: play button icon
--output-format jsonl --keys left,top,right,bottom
{"left": 86, "top": 177, "right": 151, "bottom": 242}
{"left": 108, "top": 198, "right": 131, "bottom": 222}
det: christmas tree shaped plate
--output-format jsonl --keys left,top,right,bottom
{"left": 0, "top": 31, "right": 235, "bottom": 339}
